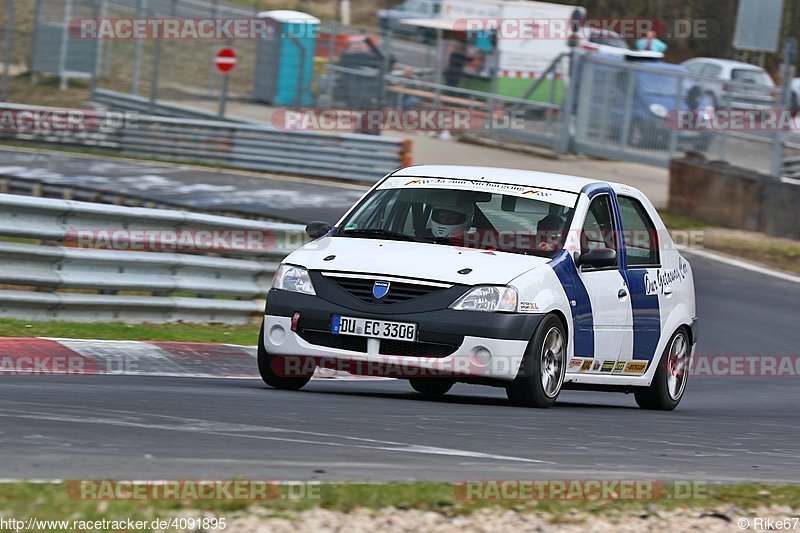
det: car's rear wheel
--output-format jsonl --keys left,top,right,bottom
{"left": 506, "top": 315, "right": 566, "bottom": 408}
{"left": 634, "top": 327, "right": 690, "bottom": 410}
{"left": 257, "top": 322, "right": 314, "bottom": 390}
{"left": 409, "top": 377, "right": 454, "bottom": 395}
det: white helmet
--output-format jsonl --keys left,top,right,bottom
{"left": 430, "top": 204, "right": 473, "bottom": 238}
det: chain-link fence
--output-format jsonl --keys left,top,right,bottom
{"left": 1, "top": 0, "right": 798, "bottom": 177}
{"left": 572, "top": 53, "right": 797, "bottom": 175}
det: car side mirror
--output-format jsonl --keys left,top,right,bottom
{"left": 305, "top": 221, "right": 332, "bottom": 239}
{"left": 577, "top": 247, "right": 617, "bottom": 269}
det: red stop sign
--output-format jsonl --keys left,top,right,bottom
{"left": 214, "top": 47, "right": 237, "bottom": 74}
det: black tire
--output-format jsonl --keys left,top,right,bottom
{"left": 409, "top": 377, "right": 454, "bottom": 395}
{"left": 257, "top": 322, "right": 313, "bottom": 391}
{"left": 506, "top": 315, "right": 567, "bottom": 408}
{"left": 634, "top": 327, "right": 690, "bottom": 411}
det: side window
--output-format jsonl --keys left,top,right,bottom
{"left": 701, "top": 64, "right": 722, "bottom": 78}
{"left": 581, "top": 195, "right": 617, "bottom": 261}
{"left": 684, "top": 62, "right": 703, "bottom": 75}
{"left": 618, "top": 196, "right": 660, "bottom": 267}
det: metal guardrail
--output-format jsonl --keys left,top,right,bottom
{"left": 0, "top": 102, "right": 411, "bottom": 182}
{"left": 0, "top": 194, "right": 306, "bottom": 324}
{"left": 93, "top": 88, "right": 251, "bottom": 123}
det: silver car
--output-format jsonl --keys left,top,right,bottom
{"left": 682, "top": 57, "right": 776, "bottom": 111}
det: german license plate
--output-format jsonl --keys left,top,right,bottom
{"left": 330, "top": 315, "right": 417, "bottom": 341}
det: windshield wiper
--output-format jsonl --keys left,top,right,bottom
{"left": 340, "top": 228, "right": 421, "bottom": 242}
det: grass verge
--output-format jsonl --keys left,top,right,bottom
{"left": 660, "top": 210, "right": 800, "bottom": 276}
{"left": 0, "top": 482, "right": 798, "bottom": 529}
{"left": 0, "top": 318, "right": 258, "bottom": 345}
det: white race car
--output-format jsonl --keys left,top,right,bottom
{"left": 260, "top": 166, "right": 696, "bottom": 410}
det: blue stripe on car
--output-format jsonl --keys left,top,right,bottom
{"left": 581, "top": 183, "right": 662, "bottom": 362}
{"left": 549, "top": 250, "right": 594, "bottom": 357}
{"left": 625, "top": 270, "right": 662, "bottom": 360}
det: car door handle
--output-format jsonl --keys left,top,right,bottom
{"left": 618, "top": 288, "right": 628, "bottom": 299}
{"left": 664, "top": 285, "right": 673, "bottom": 296}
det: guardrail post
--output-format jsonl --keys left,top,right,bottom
{"left": 618, "top": 66, "right": 637, "bottom": 150}
{"left": 89, "top": 0, "right": 105, "bottom": 99}
{"left": 771, "top": 38, "right": 797, "bottom": 177}
{"left": 1, "top": 0, "right": 13, "bottom": 101}
{"left": 58, "top": 0, "right": 74, "bottom": 91}
{"left": 556, "top": 50, "right": 580, "bottom": 154}
{"left": 667, "top": 73, "right": 685, "bottom": 158}
{"left": 130, "top": 0, "right": 146, "bottom": 95}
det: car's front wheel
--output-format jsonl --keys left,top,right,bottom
{"left": 634, "top": 327, "right": 690, "bottom": 410}
{"left": 506, "top": 315, "right": 566, "bottom": 408}
{"left": 257, "top": 322, "right": 314, "bottom": 391}
{"left": 409, "top": 377, "right": 454, "bottom": 395}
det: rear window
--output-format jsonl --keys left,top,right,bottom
{"left": 731, "top": 69, "right": 772, "bottom": 86}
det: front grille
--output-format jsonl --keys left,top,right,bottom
{"left": 297, "top": 330, "right": 368, "bottom": 352}
{"left": 297, "top": 328, "right": 458, "bottom": 359}
{"left": 326, "top": 276, "right": 446, "bottom": 304}
{"left": 379, "top": 339, "right": 458, "bottom": 358}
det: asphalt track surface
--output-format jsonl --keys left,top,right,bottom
{"left": 0, "top": 148, "right": 366, "bottom": 223}
{"left": 1, "top": 252, "right": 799, "bottom": 482}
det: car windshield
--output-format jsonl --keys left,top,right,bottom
{"left": 638, "top": 72, "right": 682, "bottom": 95}
{"left": 589, "top": 32, "right": 629, "bottom": 50}
{"left": 336, "top": 179, "right": 578, "bottom": 257}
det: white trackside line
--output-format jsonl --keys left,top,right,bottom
{"left": 0, "top": 408, "right": 550, "bottom": 465}
{"left": 680, "top": 247, "right": 800, "bottom": 284}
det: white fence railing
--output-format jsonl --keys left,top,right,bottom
{"left": 0, "top": 194, "right": 307, "bottom": 324}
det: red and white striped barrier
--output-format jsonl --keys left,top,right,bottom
{"left": 0, "top": 338, "right": 382, "bottom": 380}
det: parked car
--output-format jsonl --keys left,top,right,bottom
{"left": 259, "top": 166, "right": 697, "bottom": 410}
{"left": 378, "top": 0, "right": 441, "bottom": 40}
{"left": 681, "top": 57, "right": 776, "bottom": 111}
{"left": 609, "top": 61, "right": 714, "bottom": 151}
{"left": 580, "top": 56, "right": 714, "bottom": 151}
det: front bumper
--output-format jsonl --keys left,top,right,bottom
{"left": 263, "top": 289, "right": 544, "bottom": 381}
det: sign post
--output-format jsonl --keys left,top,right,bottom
{"left": 215, "top": 47, "right": 238, "bottom": 118}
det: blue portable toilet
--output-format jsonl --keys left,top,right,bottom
{"left": 254, "top": 10, "right": 319, "bottom": 106}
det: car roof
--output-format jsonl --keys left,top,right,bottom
{"left": 390, "top": 165, "right": 634, "bottom": 195}
{"left": 683, "top": 57, "right": 767, "bottom": 71}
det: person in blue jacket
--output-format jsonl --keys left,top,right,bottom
{"left": 636, "top": 30, "right": 668, "bottom": 53}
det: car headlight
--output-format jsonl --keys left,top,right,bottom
{"left": 649, "top": 103, "right": 668, "bottom": 118}
{"left": 450, "top": 286, "right": 518, "bottom": 312}
{"left": 272, "top": 264, "right": 316, "bottom": 295}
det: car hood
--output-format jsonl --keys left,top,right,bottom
{"left": 284, "top": 236, "right": 551, "bottom": 285}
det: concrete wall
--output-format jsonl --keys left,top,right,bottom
{"left": 669, "top": 155, "right": 800, "bottom": 240}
